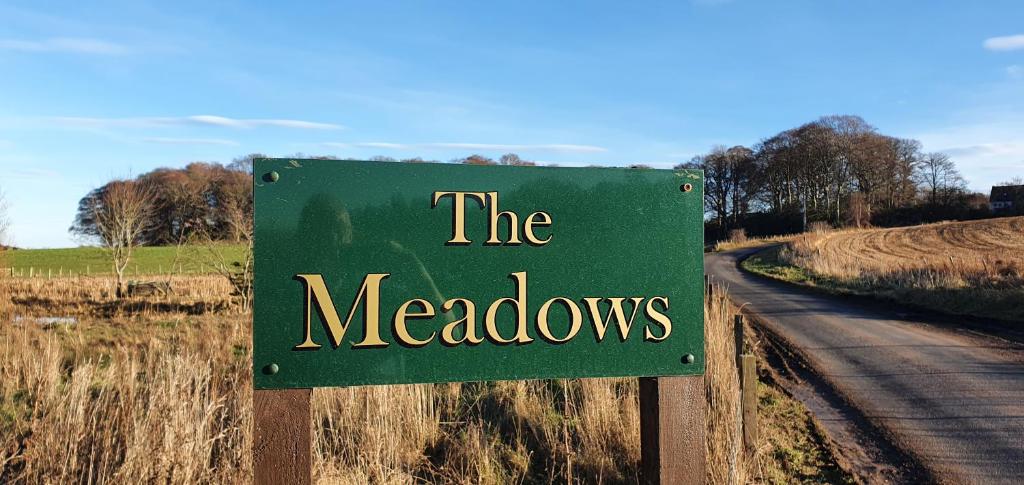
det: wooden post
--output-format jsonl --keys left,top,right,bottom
{"left": 740, "top": 355, "right": 758, "bottom": 454}
{"left": 640, "top": 375, "right": 706, "bottom": 484}
{"left": 254, "top": 388, "right": 312, "bottom": 485}
{"left": 734, "top": 314, "right": 744, "bottom": 368}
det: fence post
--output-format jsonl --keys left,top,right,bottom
{"left": 734, "top": 314, "right": 744, "bottom": 369}
{"left": 741, "top": 355, "right": 758, "bottom": 455}
{"left": 254, "top": 388, "right": 312, "bottom": 485}
{"left": 640, "top": 375, "right": 706, "bottom": 484}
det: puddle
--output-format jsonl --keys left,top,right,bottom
{"left": 14, "top": 316, "right": 78, "bottom": 326}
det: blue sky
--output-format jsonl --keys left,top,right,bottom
{"left": 2, "top": 0, "right": 1023, "bottom": 248}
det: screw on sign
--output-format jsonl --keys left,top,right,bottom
{"left": 251, "top": 159, "right": 706, "bottom": 485}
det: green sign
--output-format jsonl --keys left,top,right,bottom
{"left": 253, "top": 159, "right": 704, "bottom": 389}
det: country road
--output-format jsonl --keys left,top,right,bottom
{"left": 706, "top": 248, "right": 1024, "bottom": 484}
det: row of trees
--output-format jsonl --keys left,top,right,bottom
{"left": 69, "top": 151, "right": 541, "bottom": 248}
{"left": 678, "top": 115, "right": 984, "bottom": 239}
{"left": 70, "top": 158, "right": 257, "bottom": 300}
{"left": 71, "top": 161, "right": 252, "bottom": 246}
{"left": 68, "top": 152, "right": 541, "bottom": 300}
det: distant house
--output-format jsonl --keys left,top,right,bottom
{"left": 990, "top": 185, "right": 1024, "bottom": 214}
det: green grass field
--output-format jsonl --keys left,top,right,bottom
{"left": 4, "top": 245, "right": 247, "bottom": 276}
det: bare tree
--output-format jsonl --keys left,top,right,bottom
{"left": 228, "top": 153, "right": 267, "bottom": 174}
{"left": 0, "top": 188, "right": 9, "bottom": 247}
{"left": 499, "top": 153, "right": 537, "bottom": 166}
{"left": 916, "top": 152, "right": 965, "bottom": 205}
{"left": 86, "top": 180, "right": 156, "bottom": 298}
{"left": 680, "top": 145, "right": 756, "bottom": 229}
{"left": 194, "top": 193, "right": 254, "bottom": 312}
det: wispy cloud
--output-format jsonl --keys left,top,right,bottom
{"left": 915, "top": 117, "right": 1024, "bottom": 188}
{"left": 142, "top": 137, "right": 239, "bottom": 146}
{"left": 983, "top": 34, "right": 1024, "bottom": 51}
{"left": 51, "top": 115, "right": 344, "bottom": 130}
{"left": 941, "top": 142, "right": 1024, "bottom": 158}
{"left": 321, "top": 142, "right": 607, "bottom": 153}
{"left": 0, "top": 37, "right": 128, "bottom": 55}
{"left": 1008, "top": 65, "right": 1023, "bottom": 79}
{"left": 7, "top": 168, "right": 61, "bottom": 180}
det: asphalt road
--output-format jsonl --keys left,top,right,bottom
{"left": 706, "top": 248, "right": 1024, "bottom": 484}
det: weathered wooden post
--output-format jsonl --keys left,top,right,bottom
{"left": 640, "top": 376, "right": 707, "bottom": 484}
{"left": 741, "top": 355, "right": 758, "bottom": 454}
{"left": 734, "top": 314, "right": 744, "bottom": 368}
{"left": 254, "top": 389, "right": 312, "bottom": 485}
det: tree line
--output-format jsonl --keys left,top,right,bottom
{"left": 68, "top": 152, "right": 544, "bottom": 250}
{"left": 69, "top": 114, "right": 994, "bottom": 251}
{"left": 677, "top": 115, "right": 989, "bottom": 241}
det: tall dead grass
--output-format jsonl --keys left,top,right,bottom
{"left": 5, "top": 275, "right": 235, "bottom": 318}
{"left": 0, "top": 282, "right": 755, "bottom": 484}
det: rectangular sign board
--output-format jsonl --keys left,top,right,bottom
{"left": 253, "top": 159, "right": 704, "bottom": 389}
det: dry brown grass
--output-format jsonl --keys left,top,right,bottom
{"left": 780, "top": 216, "right": 1024, "bottom": 320}
{"left": 0, "top": 272, "right": 835, "bottom": 483}
{"left": 714, "top": 233, "right": 797, "bottom": 253}
{"left": 5, "top": 275, "right": 235, "bottom": 318}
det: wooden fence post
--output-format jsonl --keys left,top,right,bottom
{"left": 734, "top": 314, "right": 744, "bottom": 368}
{"left": 640, "top": 375, "right": 706, "bottom": 484}
{"left": 740, "top": 355, "right": 758, "bottom": 455}
{"left": 254, "top": 388, "right": 312, "bottom": 485}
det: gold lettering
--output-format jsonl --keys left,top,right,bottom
{"left": 643, "top": 297, "right": 672, "bottom": 341}
{"left": 432, "top": 191, "right": 487, "bottom": 244}
{"left": 484, "top": 271, "right": 533, "bottom": 344}
{"left": 394, "top": 298, "right": 436, "bottom": 347}
{"left": 485, "top": 192, "right": 522, "bottom": 245}
{"left": 523, "top": 211, "right": 553, "bottom": 245}
{"left": 441, "top": 298, "right": 483, "bottom": 345}
{"left": 537, "top": 297, "right": 582, "bottom": 343}
{"left": 293, "top": 273, "right": 390, "bottom": 350}
{"left": 583, "top": 297, "right": 645, "bottom": 342}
